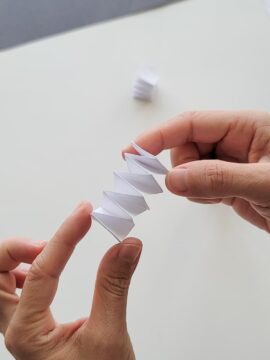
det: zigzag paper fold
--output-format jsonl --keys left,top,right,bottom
{"left": 92, "top": 142, "right": 168, "bottom": 242}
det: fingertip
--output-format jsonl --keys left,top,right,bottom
{"left": 32, "top": 240, "right": 47, "bottom": 249}
{"left": 74, "top": 201, "right": 93, "bottom": 215}
{"left": 54, "top": 202, "right": 92, "bottom": 248}
{"left": 121, "top": 237, "right": 143, "bottom": 248}
{"left": 121, "top": 144, "right": 137, "bottom": 158}
{"left": 118, "top": 238, "right": 143, "bottom": 266}
{"left": 121, "top": 148, "right": 128, "bottom": 159}
{"left": 80, "top": 201, "right": 93, "bottom": 219}
{"left": 165, "top": 167, "right": 188, "bottom": 195}
{"left": 73, "top": 201, "right": 93, "bottom": 228}
{"left": 165, "top": 170, "right": 178, "bottom": 195}
{"left": 0, "top": 238, "right": 45, "bottom": 271}
{"left": 98, "top": 238, "right": 142, "bottom": 273}
{"left": 121, "top": 150, "right": 126, "bottom": 160}
{"left": 13, "top": 268, "right": 29, "bottom": 288}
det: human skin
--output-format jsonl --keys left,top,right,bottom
{"left": 123, "top": 110, "right": 270, "bottom": 232}
{"left": 0, "top": 238, "right": 46, "bottom": 335}
{"left": 1, "top": 202, "right": 142, "bottom": 360}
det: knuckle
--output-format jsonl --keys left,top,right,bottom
{"left": 203, "top": 163, "right": 231, "bottom": 194}
{"left": 27, "top": 254, "right": 57, "bottom": 283}
{"left": 101, "top": 272, "right": 131, "bottom": 298}
{"left": 27, "top": 261, "right": 44, "bottom": 283}
{"left": 180, "top": 111, "right": 201, "bottom": 141}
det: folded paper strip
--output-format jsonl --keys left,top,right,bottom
{"left": 92, "top": 142, "right": 168, "bottom": 242}
{"left": 133, "top": 67, "right": 159, "bottom": 101}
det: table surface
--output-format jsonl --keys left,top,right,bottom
{"left": 0, "top": 0, "right": 270, "bottom": 359}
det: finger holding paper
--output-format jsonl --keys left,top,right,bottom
{"left": 123, "top": 110, "right": 270, "bottom": 232}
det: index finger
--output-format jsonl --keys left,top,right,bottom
{"left": 17, "top": 202, "right": 92, "bottom": 315}
{"left": 122, "top": 110, "right": 263, "bottom": 156}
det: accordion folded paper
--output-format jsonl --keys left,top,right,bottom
{"left": 92, "top": 142, "right": 168, "bottom": 242}
{"left": 133, "top": 67, "right": 159, "bottom": 101}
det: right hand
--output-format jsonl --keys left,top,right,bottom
{"left": 123, "top": 110, "right": 270, "bottom": 232}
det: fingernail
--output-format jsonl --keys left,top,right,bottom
{"left": 168, "top": 168, "right": 188, "bottom": 193}
{"left": 119, "top": 244, "right": 142, "bottom": 265}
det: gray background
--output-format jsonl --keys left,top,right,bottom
{"left": 0, "top": 0, "right": 178, "bottom": 50}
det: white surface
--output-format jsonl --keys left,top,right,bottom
{"left": 0, "top": 0, "right": 270, "bottom": 359}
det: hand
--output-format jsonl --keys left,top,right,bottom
{"left": 0, "top": 238, "right": 46, "bottom": 334}
{"left": 4, "top": 202, "right": 142, "bottom": 360}
{"left": 123, "top": 110, "right": 270, "bottom": 232}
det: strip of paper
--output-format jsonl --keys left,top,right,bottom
{"left": 92, "top": 143, "right": 168, "bottom": 241}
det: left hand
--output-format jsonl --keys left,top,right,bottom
{"left": 0, "top": 237, "right": 46, "bottom": 334}
{"left": 3, "top": 202, "right": 142, "bottom": 360}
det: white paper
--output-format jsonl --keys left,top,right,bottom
{"left": 92, "top": 143, "right": 168, "bottom": 242}
{"left": 133, "top": 67, "right": 159, "bottom": 101}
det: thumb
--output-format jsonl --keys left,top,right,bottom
{"left": 166, "top": 160, "right": 270, "bottom": 203}
{"left": 89, "top": 238, "right": 142, "bottom": 332}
